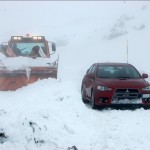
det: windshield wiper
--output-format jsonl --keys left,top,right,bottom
{"left": 117, "top": 76, "right": 132, "bottom": 79}
{"left": 20, "top": 47, "right": 27, "bottom": 51}
{"left": 99, "top": 76, "right": 111, "bottom": 78}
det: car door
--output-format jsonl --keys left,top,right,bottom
{"left": 85, "top": 65, "right": 96, "bottom": 98}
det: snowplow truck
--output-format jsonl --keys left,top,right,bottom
{"left": 0, "top": 35, "right": 58, "bottom": 91}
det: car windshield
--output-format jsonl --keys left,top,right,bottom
{"left": 97, "top": 65, "right": 141, "bottom": 79}
{"left": 12, "top": 42, "right": 46, "bottom": 55}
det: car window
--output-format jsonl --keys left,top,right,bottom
{"left": 96, "top": 65, "right": 141, "bottom": 78}
{"left": 91, "top": 65, "right": 96, "bottom": 74}
{"left": 87, "top": 65, "right": 94, "bottom": 74}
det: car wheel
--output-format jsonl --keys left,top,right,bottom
{"left": 91, "top": 90, "right": 97, "bottom": 109}
{"left": 143, "top": 106, "right": 150, "bottom": 110}
{"left": 81, "top": 87, "right": 89, "bottom": 103}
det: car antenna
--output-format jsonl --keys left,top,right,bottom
{"left": 126, "top": 39, "right": 128, "bottom": 63}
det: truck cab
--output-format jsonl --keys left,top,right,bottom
{"left": 1, "top": 36, "right": 56, "bottom": 58}
{"left": 0, "top": 35, "right": 58, "bottom": 91}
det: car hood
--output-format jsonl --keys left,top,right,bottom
{"left": 96, "top": 78, "right": 149, "bottom": 89}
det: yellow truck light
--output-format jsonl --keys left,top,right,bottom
{"left": 33, "top": 36, "right": 38, "bottom": 40}
{"left": 32, "top": 36, "right": 43, "bottom": 40}
{"left": 13, "top": 36, "right": 22, "bottom": 40}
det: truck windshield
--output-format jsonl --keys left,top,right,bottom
{"left": 12, "top": 42, "right": 46, "bottom": 55}
{"left": 97, "top": 65, "right": 141, "bottom": 79}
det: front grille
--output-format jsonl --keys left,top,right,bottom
{"left": 115, "top": 89, "right": 139, "bottom": 93}
{"left": 113, "top": 88, "right": 141, "bottom": 99}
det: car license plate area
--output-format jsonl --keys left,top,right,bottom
{"left": 112, "top": 99, "right": 142, "bottom": 104}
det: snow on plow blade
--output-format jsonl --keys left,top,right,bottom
{"left": 0, "top": 67, "right": 57, "bottom": 91}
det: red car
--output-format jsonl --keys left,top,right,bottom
{"left": 81, "top": 63, "right": 150, "bottom": 109}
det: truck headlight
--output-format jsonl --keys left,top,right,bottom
{"left": 97, "top": 86, "right": 112, "bottom": 91}
{"left": 142, "top": 86, "right": 150, "bottom": 91}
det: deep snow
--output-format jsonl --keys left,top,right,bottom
{"left": 1, "top": 79, "right": 150, "bottom": 150}
{"left": 0, "top": 1, "right": 150, "bottom": 150}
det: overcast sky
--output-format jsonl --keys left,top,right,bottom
{"left": 0, "top": 1, "right": 149, "bottom": 42}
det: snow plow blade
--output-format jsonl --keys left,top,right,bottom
{"left": 0, "top": 67, "right": 57, "bottom": 91}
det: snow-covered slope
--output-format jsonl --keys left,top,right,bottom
{"left": 57, "top": 2, "right": 150, "bottom": 84}
{"left": 0, "top": 1, "right": 150, "bottom": 150}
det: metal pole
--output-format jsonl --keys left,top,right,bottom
{"left": 127, "top": 40, "right": 128, "bottom": 63}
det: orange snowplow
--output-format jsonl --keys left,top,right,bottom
{"left": 0, "top": 35, "right": 58, "bottom": 91}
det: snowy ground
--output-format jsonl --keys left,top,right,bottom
{"left": 1, "top": 1, "right": 150, "bottom": 150}
{"left": 1, "top": 79, "right": 150, "bottom": 150}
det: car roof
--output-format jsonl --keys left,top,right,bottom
{"left": 96, "top": 62, "right": 133, "bottom": 66}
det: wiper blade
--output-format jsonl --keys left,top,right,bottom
{"left": 21, "top": 47, "right": 27, "bottom": 51}
{"left": 99, "top": 77, "right": 111, "bottom": 78}
{"left": 116, "top": 76, "right": 132, "bottom": 79}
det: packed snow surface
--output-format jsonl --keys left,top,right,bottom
{"left": 1, "top": 79, "right": 150, "bottom": 150}
{"left": 0, "top": 1, "right": 150, "bottom": 150}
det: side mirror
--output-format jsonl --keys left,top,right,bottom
{"left": 1, "top": 44, "right": 8, "bottom": 51}
{"left": 142, "top": 73, "right": 148, "bottom": 79}
{"left": 0, "top": 42, "right": 8, "bottom": 52}
{"left": 52, "top": 43, "right": 56, "bottom": 52}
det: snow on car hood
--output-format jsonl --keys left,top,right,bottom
{"left": 0, "top": 52, "right": 53, "bottom": 71}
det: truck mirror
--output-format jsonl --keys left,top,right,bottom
{"left": 0, "top": 44, "right": 8, "bottom": 51}
{"left": 52, "top": 43, "right": 56, "bottom": 52}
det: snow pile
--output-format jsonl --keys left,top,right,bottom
{"left": 0, "top": 53, "right": 54, "bottom": 70}
{"left": 0, "top": 79, "right": 150, "bottom": 150}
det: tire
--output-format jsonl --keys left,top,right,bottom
{"left": 143, "top": 106, "right": 150, "bottom": 110}
{"left": 81, "top": 87, "right": 89, "bottom": 103}
{"left": 91, "top": 90, "right": 97, "bottom": 109}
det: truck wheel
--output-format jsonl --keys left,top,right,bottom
{"left": 81, "top": 87, "right": 89, "bottom": 103}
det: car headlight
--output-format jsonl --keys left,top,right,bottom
{"left": 142, "top": 86, "right": 150, "bottom": 91}
{"left": 97, "top": 86, "right": 112, "bottom": 91}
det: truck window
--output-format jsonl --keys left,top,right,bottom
{"left": 12, "top": 42, "right": 46, "bottom": 55}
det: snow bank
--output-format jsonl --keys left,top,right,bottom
{"left": 0, "top": 79, "right": 150, "bottom": 150}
